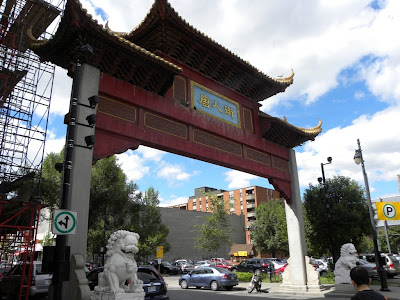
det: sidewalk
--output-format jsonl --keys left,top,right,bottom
{"left": 164, "top": 276, "right": 400, "bottom": 299}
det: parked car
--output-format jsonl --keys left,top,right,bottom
{"left": 310, "top": 258, "right": 328, "bottom": 277}
{"left": 175, "top": 259, "right": 194, "bottom": 264}
{"left": 152, "top": 261, "right": 180, "bottom": 275}
{"left": 230, "top": 258, "right": 272, "bottom": 274}
{"left": 0, "top": 263, "right": 12, "bottom": 278}
{"left": 174, "top": 261, "right": 195, "bottom": 273}
{"left": 0, "top": 261, "right": 52, "bottom": 299}
{"left": 210, "top": 258, "right": 225, "bottom": 263}
{"left": 179, "top": 266, "right": 238, "bottom": 291}
{"left": 274, "top": 262, "right": 288, "bottom": 275}
{"left": 357, "top": 253, "right": 400, "bottom": 278}
{"left": 194, "top": 260, "right": 215, "bottom": 268}
{"left": 215, "top": 260, "right": 232, "bottom": 271}
{"left": 356, "top": 259, "right": 377, "bottom": 278}
{"left": 86, "top": 265, "right": 169, "bottom": 299}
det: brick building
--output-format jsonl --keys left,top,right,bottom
{"left": 171, "top": 186, "right": 280, "bottom": 244}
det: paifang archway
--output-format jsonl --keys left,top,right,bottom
{"left": 30, "top": 0, "right": 322, "bottom": 296}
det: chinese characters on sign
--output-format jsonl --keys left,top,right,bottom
{"left": 191, "top": 81, "right": 240, "bottom": 128}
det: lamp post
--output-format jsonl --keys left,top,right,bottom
{"left": 318, "top": 157, "right": 336, "bottom": 264}
{"left": 354, "top": 138, "right": 389, "bottom": 291}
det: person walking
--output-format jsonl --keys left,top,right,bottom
{"left": 350, "top": 266, "right": 388, "bottom": 300}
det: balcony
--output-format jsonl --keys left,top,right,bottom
{"left": 246, "top": 194, "right": 255, "bottom": 200}
{"left": 247, "top": 212, "right": 255, "bottom": 218}
{"left": 246, "top": 203, "right": 255, "bottom": 209}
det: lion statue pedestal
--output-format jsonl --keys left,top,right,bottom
{"left": 334, "top": 243, "right": 358, "bottom": 284}
{"left": 91, "top": 230, "right": 145, "bottom": 300}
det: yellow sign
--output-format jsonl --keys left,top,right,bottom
{"left": 234, "top": 252, "right": 238, "bottom": 256}
{"left": 156, "top": 246, "right": 164, "bottom": 258}
{"left": 238, "top": 251, "right": 248, "bottom": 256}
{"left": 376, "top": 202, "right": 400, "bottom": 220}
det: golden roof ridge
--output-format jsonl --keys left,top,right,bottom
{"left": 271, "top": 69, "right": 295, "bottom": 84}
{"left": 282, "top": 116, "right": 322, "bottom": 135}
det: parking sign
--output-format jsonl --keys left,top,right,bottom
{"left": 376, "top": 202, "right": 400, "bottom": 220}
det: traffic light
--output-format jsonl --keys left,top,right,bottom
{"left": 75, "top": 94, "right": 98, "bottom": 148}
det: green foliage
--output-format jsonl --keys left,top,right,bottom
{"left": 130, "top": 187, "right": 170, "bottom": 262}
{"left": 249, "top": 199, "right": 288, "bottom": 257}
{"left": 41, "top": 151, "right": 170, "bottom": 261}
{"left": 303, "top": 175, "right": 371, "bottom": 260}
{"left": 320, "top": 271, "right": 335, "bottom": 284}
{"left": 358, "top": 235, "right": 374, "bottom": 254}
{"left": 235, "top": 271, "right": 282, "bottom": 283}
{"left": 87, "top": 156, "right": 139, "bottom": 256}
{"left": 193, "top": 193, "right": 232, "bottom": 254}
{"left": 41, "top": 151, "right": 64, "bottom": 209}
{"left": 235, "top": 272, "right": 254, "bottom": 282}
{"left": 378, "top": 225, "right": 400, "bottom": 253}
{"left": 40, "top": 232, "right": 54, "bottom": 247}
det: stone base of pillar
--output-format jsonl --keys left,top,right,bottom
{"left": 280, "top": 255, "right": 324, "bottom": 293}
{"left": 279, "top": 284, "right": 309, "bottom": 292}
{"left": 91, "top": 291, "right": 145, "bottom": 300}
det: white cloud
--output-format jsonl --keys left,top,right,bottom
{"left": 224, "top": 170, "right": 259, "bottom": 189}
{"left": 49, "top": 67, "right": 72, "bottom": 117}
{"left": 158, "top": 195, "right": 189, "bottom": 207}
{"left": 136, "top": 146, "right": 165, "bottom": 162}
{"left": 297, "top": 104, "right": 400, "bottom": 194}
{"left": 116, "top": 150, "right": 150, "bottom": 181}
{"left": 157, "top": 163, "right": 194, "bottom": 182}
{"left": 43, "top": 130, "right": 65, "bottom": 156}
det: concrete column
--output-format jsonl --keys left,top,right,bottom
{"left": 63, "top": 64, "right": 100, "bottom": 300}
{"left": 66, "top": 63, "right": 99, "bottom": 257}
{"left": 282, "top": 148, "right": 308, "bottom": 290}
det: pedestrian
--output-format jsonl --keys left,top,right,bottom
{"left": 350, "top": 266, "right": 388, "bottom": 300}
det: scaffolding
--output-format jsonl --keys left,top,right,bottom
{"left": 0, "top": 0, "right": 64, "bottom": 298}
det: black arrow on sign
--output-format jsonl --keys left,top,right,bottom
{"left": 58, "top": 215, "right": 70, "bottom": 229}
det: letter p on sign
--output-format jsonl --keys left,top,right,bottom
{"left": 376, "top": 202, "right": 400, "bottom": 220}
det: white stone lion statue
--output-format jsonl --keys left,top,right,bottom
{"left": 334, "top": 243, "right": 358, "bottom": 284}
{"left": 95, "top": 230, "right": 144, "bottom": 294}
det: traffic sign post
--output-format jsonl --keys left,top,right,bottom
{"left": 52, "top": 210, "right": 77, "bottom": 235}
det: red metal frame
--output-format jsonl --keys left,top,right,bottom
{"left": 0, "top": 199, "right": 42, "bottom": 300}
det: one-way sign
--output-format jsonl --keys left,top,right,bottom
{"left": 52, "top": 209, "right": 77, "bottom": 235}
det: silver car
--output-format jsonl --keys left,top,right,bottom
{"left": 0, "top": 261, "right": 52, "bottom": 298}
{"left": 179, "top": 267, "right": 239, "bottom": 291}
{"left": 356, "top": 259, "right": 377, "bottom": 278}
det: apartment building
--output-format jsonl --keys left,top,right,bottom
{"left": 171, "top": 186, "right": 280, "bottom": 244}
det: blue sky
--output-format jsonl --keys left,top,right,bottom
{"left": 43, "top": 0, "right": 400, "bottom": 207}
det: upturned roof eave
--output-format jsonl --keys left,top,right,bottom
{"left": 29, "top": 0, "right": 182, "bottom": 75}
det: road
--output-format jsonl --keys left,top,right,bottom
{"left": 167, "top": 287, "right": 351, "bottom": 300}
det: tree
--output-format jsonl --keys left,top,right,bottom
{"left": 87, "top": 156, "right": 139, "bottom": 257}
{"left": 249, "top": 199, "right": 288, "bottom": 257}
{"left": 130, "top": 187, "right": 170, "bottom": 262}
{"left": 40, "top": 151, "right": 63, "bottom": 209}
{"left": 303, "top": 175, "right": 371, "bottom": 261}
{"left": 378, "top": 225, "right": 400, "bottom": 253}
{"left": 193, "top": 193, "right": 232, "bottom": 255}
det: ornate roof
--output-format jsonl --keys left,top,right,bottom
{"left": 28, "top": 0, "right": 182, "bottom": 96}
{"left": 113, "top": 0, "right": 294, "bottom": 102}
{"left": 29, "top": 0, "right": 293, "bottom": 101}
{"left": 259, "top": 112, "right": 322, "bottom": 148}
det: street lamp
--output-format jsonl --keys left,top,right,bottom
{"left": 354, "top": 138, "right": 389, "bottom": 291}
{"left": 318, "top": 157, "right": 336, "bottom": 264}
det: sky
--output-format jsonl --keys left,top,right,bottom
{"left": 43, "top": 0, "right": 400, "bottom": 207}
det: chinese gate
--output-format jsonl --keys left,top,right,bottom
{"left": 28, "top": 0, "right": 322, "bottom": 298}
